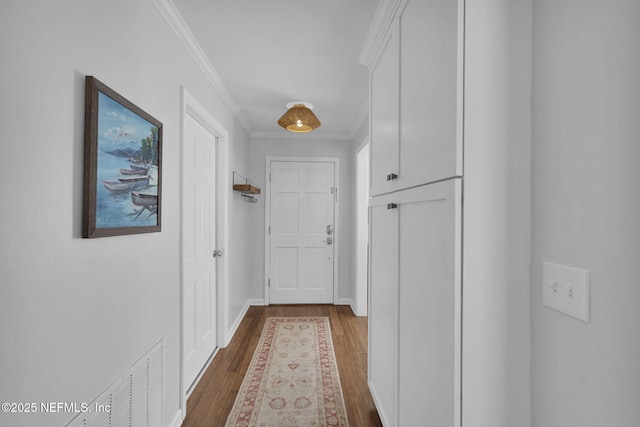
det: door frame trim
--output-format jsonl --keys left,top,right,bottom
{"left": 355, "top": 140, "right": 370, "bottom": 316}
{"left": 179, "top": 87, "right": 229, "bottom": 416}
{"left": 264, "top": 156, "right": 340, "bottom": 306}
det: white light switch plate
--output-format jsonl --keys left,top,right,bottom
{"left": 542, "top": 262, "right": 590, "bottom": 322}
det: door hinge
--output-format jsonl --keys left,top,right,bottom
{"left": 268, "top": 225, "right": 271, "bottom": 235}
{"left": 331, "top": 187, "right": 338, "bottom": 202}
{"left": 268, "top": 278, "right": 271, "bottom": 288}
{"left": 269, "top": 173, "right": 271, "bottom": 182}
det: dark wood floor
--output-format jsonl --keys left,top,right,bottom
{"left": 182, "top": 304, "right": 383, "bottom": 427}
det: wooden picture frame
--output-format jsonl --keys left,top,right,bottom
{"left": 83, "top": 76, "right": 162, "bottom": 238}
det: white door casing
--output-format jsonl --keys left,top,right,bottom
{"left": 265, "top": 158, "right": 339, "bottom": 304}
{"left": 355, "top": 141, "right": 370, "bottom": 316}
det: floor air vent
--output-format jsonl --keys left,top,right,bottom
{"left": 67, "top": 339, "right": 164, "bottom": 426}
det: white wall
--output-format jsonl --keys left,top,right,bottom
{"left": 463, "top": 0, "right": 532, "bottom": 426}
{"left": 531, "top": 1, "right": 640, "bottom": 426}
{"left": 0, "top": 1, "right": 250, "bottom": 425}
{"left": 225, "top": 122, "right": 254, "bottom": 338}
{"left": 248, "top": 137, "right": 355, "bottom": 304}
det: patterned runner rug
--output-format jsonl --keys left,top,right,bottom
{"left": 225, "top": 317, "right": 350, "bottom": 426}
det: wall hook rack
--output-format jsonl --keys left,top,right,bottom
{"left": 241, "top": 193, "right": 258, "bottom": 203}
{"left": 232, "top": 171, "right": 261, "bottom": 203}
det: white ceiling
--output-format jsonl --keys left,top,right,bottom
{"left": 172, "top": 0, "right": 379, "bottom": 140}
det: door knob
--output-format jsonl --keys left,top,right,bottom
{"left": 213, "top": 249, "right": 223, "bottom": 258}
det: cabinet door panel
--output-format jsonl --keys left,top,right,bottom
{"left": 368, "top": 180, "right": 461, "bottom": 426}
{"left": 396, "top": 180, "right": 461, "bottom": 426}
{"left": 370, "top": 22, "right": 400, "bottom": 196}
{"left": 368, "top": 202, "right": 398, "bottom": 426}
{"left": 399, "top": 0, "right": 462, "bottom": 186}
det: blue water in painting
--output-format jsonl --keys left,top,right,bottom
{"left": 94, "top": 91, "right": 159, "bottom": 229}
{"left": 95, "top": 151, "right": 158, "bottom": 228}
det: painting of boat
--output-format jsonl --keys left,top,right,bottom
{"left": 131, "top": 191, "right": 158, "bottom": 207}
{"left": 130, "top": 191, "right": 158, "bottom": 219}
{"left": 102, "top": 176, "right": 150, "bottom": 194}
{"left": 118, "top": 175, "right": 149, "bottom": 183}
{"left": 119, "top": 167, "right": 148, "bottom": 175}
{"left": 129, "top": 163, "right": 149, "bottom": 171}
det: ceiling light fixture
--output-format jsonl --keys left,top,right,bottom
{"left": 277, "top": 102, "right": 321, "bottom": 133}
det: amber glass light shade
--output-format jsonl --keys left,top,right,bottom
{"left": 277, "top": 103, "right": 321, "bottom": 133}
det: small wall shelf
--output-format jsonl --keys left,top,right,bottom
{"left": 232, "top": 183, "right": 261, "bottom": 194}
{"left": 233, "top": 171, "right": 260, "bottom": 203}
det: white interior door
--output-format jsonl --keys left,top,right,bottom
{"left": 182, "top": 113, "right": 217, "bottom": 392}
{"left": 268, "top": 160, "right": 336, "bottom": 304}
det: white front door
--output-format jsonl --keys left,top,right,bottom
{"left": 182, "top": 113, "right": 217, "bottom": 392}
{"left": 268, "top": 160, "right": 337, "bottom": 304}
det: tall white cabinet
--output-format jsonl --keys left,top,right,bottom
{"left": 365, "top": 0, "right": 464, "bottom": 425}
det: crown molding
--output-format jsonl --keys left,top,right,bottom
{"left": 152, "top": 0, "right": 253, "bottom": 134}
{"left": 358, "top": 0, "right": 406, "bottom": 69}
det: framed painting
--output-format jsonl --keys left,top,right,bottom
{"left": 83, "top": 76, "right": 162, "bottom": 238}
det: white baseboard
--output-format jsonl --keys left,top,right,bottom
{"left": 224, "top": 301, "right": 251, "bottom": 347}
{"left": 168, "top": 409, "right": 183, "bottom": 427}
{"left": 223, "top": 299, "right": 265, "bottom": 347}
{"left": 336, "top": 297, "right": 354, "bottom": 307}
{"left": 347, "top": 300, "right": 368, "bottom": 317}
{"left": 368, "top": 380, "right": 390, "bottom": 427}
{"left": 351, "top": 301, "right": 368, "bottom": 317}
{"left": 350, "top": 301, "right": 359, "bottom": 316}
